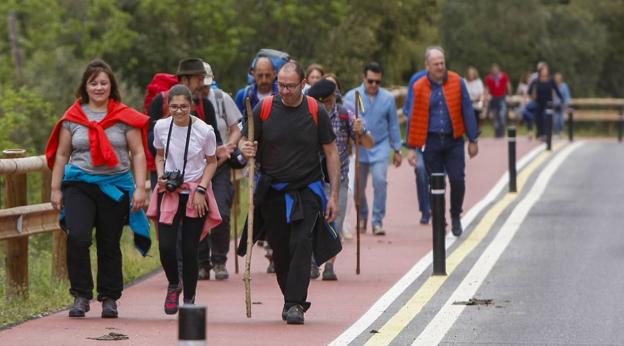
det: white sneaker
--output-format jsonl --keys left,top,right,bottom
{"left": 342, "top": 230, "right": 353, "bottom": 240}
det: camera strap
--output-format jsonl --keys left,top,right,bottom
{"left": 164, "top": 116, "right": 193, "bottom": 179}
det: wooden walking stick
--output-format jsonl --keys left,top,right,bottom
{"left": 355, "top": 90, "right": 362, "bottom": 275}
{"left": 244, "top": 97, "right": 255, "bottom": 318}
{"left": 231, "top": 169, "right": 239, "bottom": 274}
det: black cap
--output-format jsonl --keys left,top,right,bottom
{"left": 177, "top": 58, "right": 206, "bottom": 76}
{"left": 307, "top": 79, "right": 336, "bottom": 101}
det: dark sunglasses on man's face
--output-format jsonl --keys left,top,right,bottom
{"left": 367, "top": 79, "right": 382, "bottom": 85}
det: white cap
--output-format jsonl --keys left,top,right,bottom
{"left": 203, "top": 62, "right": 214, "bottom": 86}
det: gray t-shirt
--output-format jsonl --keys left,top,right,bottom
{"left": 62, "top": 104, "right": 131, "bottom": 174}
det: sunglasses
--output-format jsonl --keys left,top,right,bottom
{"left": 367, "top": 79, "right": 382, "bottom": 85}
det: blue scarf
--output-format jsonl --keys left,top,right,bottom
{"left": 61, "top": 164, "right": 151, "bottom": 256}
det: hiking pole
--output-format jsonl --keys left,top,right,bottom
{"left": 355, "top": 90, "right": 362, "bottom": 275}
{"left": 231, "top": 169, "right": 239, "bottom": 274}
{"left": 244, "top": 97, "right": 255, "bottom": 318}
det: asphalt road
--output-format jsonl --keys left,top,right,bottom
{"left": 441, "top": 142, "right": 624, "bottom": 345}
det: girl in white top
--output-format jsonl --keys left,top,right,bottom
{"left": 465, "top": 66, "right": 484, "bottom": 126}
{"left": 152, "top": 84, "right": 217, "bottom": 314}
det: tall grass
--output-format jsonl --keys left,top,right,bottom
{"left": 0, "top": 226, "right": 161, "bottom": 327}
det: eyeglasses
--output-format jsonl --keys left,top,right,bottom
{"left": 367, "top": 79, "right": 382, "bottom": 85}
{"left": 169, "top": 104, "right": 190, "bottom": 112}
{"left": 278, "top": 82, "right": 301, "bottom": 91}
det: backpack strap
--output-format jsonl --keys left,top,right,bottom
{"left": 337, "top": 104, "right": 351, "bottom": 135}
{"left": 305, "top": 96, "right": 318, "bottom": 125}
{"left": 260, "top": 96, "right": 274, "bottom": 121}
{"left": 161, "top": 91, "right": 170, "bottom": 117}
{"left": 260, "top": 95, "right": 319, "bottom": 125}
{"left": 214, "top": 88, "right": 227, "bottom": 121}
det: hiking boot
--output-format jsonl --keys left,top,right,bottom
{"left": 101, "top": 298, "right": 118, "bottom": 318}
{"left": 451, "top": 217, "right": 463, "bottom": 237}
{"left": 266, "top": 260, "right": 275, "bottom": 274}
{"left": 281, "top": 306, "right": 288, "bottom": 321}
{"left": 372, "top": 224, "right": 386, "bottom": 236}
{"left": 68, "top": 296, "right": 90, "bottom": 318}
{"left": 213, "top": 264, "right": 229, "bottom": 281}
{"left": 286, "top": 305, "right": 305, "bottom": 325}
{"left": 310, "top": 262, "right": 320, "bottom": 279}
{"left": 322, "top": 262, "right": 337, "bottom": 281}
{"left": 420, "top": 211, "right": 431, "bottom": 225}
{"left": 342, "top": 229, "right": 353, "bottom": 240}
{"left": 164, "top": 284, "right": 181, "bottom": 315}
{"left": 198, "top": 266, "right": 211, "bottom": 280}
{"left": 183, "top": 296, "right": 195, "bottom": 305}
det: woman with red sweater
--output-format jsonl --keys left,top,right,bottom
{"left": 46, "top": 59, "right": 151, "bottom": 319}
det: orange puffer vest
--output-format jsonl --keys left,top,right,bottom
{"left": 407, "top": 71, "right": 465, "bottom": 148}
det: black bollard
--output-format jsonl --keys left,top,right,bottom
{"left": 508, "top": 127, "right": 517, "bottom": 193}
{"left": 179, "top": 305, "right": 206, "bottom": 345}
{"left": 430, "top": 173, "right": 446, "bottom": 276}
{"left": 545, "top": 107, "right": 553, "bottom": 151}
{"left": 567, "top": 109, "right": 574, "bottom": 142}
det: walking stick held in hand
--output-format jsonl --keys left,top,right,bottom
{"left": 244, "top": 97, "right": 255, "bottom": 318}
{"left": 231, "top": 169, "right": 239, "bottom": 274}
{"left": 355, "top": 90, "right": 362, "bottom": 275}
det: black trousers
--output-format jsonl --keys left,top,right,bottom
{"left": 157, "top": 193, "right": 205, "bottom": 300}
{"left": 197, "top": 165, "right": 233, "bottom": 267}
{"left": 62, "top": 181, "right": 129, "bottom": 301}
{"left": 261, "top": 188, "right": 320, "bottom": 311}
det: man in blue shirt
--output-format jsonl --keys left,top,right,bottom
{"left": 234, "top": 55, "right": 279, "bottom": 274}
{"left": 344, "top": 62, "right": 403, "bottom": 236}
{"left": 404, "top": 69, "right": 431, "bottom": 224}
{"left": 234, "top": 56, "right": 279, "bottom": 115}
{"left": 406, "top": 46, "right": 479, "bottom": 236}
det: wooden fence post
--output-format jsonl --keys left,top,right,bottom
{"left": 4, "top": 149, "right": 28, "bottom": 298}
{"left": 41, "top": 169, "right": 67, "bottom": 280}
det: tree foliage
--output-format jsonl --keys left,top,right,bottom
{"left": 439, "top": 0, "right": 622, "bottom": 97}
{"left": 0, "top": 0, "right": 621, "bottom": 154}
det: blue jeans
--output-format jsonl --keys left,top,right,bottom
{"left": 423, "top": 133, "right": 465, "bottom": 218}
{"left": 414, "top": 148, "right": 430, "bottom": 216}
{"left": 554, "top": 109, "right": 565, "bottom": 135}
{"left": 325, "top": 177, "right": 349, "bottom": 235}
{"left": 489, "top": 97, "right": 507, "bottom": 138}
{"left": 357, "top": 160, "right": 388, "bottom": 227}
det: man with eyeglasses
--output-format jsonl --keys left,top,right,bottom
{"left": 238, "top": 61, "right": 341, "bottom": 325}
{"left": 344, "top": 62, "right": 403, "bottom": 236}
{"left": 406, "top": 46, "right": 479, "bottom": 237}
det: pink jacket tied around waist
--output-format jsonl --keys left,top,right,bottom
{"left": 146, "top": 181, "right": 222, "bottom": 241}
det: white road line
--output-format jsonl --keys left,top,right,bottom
{"left": 412, "top": 141, "right": 583, "bottom": 346}
{"left": 329, "top": 144, "right": 546, "bottom": 346}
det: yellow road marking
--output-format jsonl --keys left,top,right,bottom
{"left": 364, "top": 143, "right": 563, "bottom": 346}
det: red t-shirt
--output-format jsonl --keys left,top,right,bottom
{"left": 485, "top": 73, "right": 509, "bottom": 97}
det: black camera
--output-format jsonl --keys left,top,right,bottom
{"left": 162, "top": 170, "right": 184, "bottom": 192}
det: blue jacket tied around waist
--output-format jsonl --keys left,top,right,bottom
{"left": 61, "top": 164, "right": 152, "bottom": 256}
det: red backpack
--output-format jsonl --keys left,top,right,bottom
{"left": 260, "top": 95, "right": 319, "bottom": 124}
{"left": 143, "top": 73, "right": 178, "bottom": 114}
